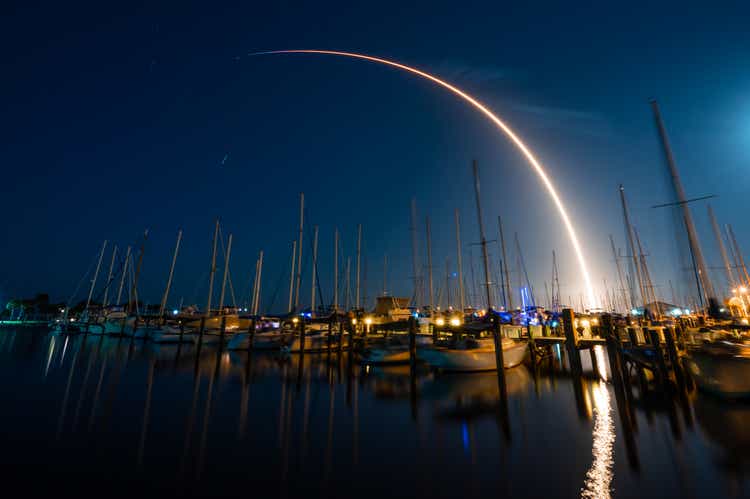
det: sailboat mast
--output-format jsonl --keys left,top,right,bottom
{"left": 383, "top": 254, "right": 388, "bottom": 296}
{"left": 294, "top": 193, "right": 304, "bottom": 309}
{"left": 609, "top": 234, "right": 630, "bottom": 313}
{"left": 206, "top": 220, "right": 219, "bottom": 317}
{"left": 410, "top": 198, "right": 421, "bottom": 309}
{"left": 311, "top": 226, "right": 319, "bottom": 313}
{"left": 727, "top": 224, "right": 750, "bottom": 287}
{"left": 425, "top": 216, "right": 434, "bottom": 314}
{"left": 218, "top": 233, "right": 233, "bottom": 314}
{"left": 651, "top": 100, "right": 716, "bottom": 307}
{"left": 471, "top": 161, "right": 493, "bottom": 311}
{"left": 117, "top": 246, "right": 131, "bottom": 306}
{"left": 619, "top": 185, "right": 646, "bottom": 311}
{"left": 333, "top": 229, "right": 339, "bottom": 312}
{"left": 498, "top": 215, "right": 513, "bottom": 311}
{"left": 102, "top": 244, "right": 118, "bottom": 308}
{"left": 253, "top": 250, "right": 264, "bottom": 315}
{"left": 129, "top": 230, "right": 149, "bottom": 316}
{"left": 345, "top": 257, "right": 351, "bottom": 310}
{"left": 288, "top": 240, "right": 297, "bottom": 314}
{"left": 455, "top": 209, "right": 466, "bottom": 312}
{"left": 355, "top": 224, "right": 362, "bottom": 309}
{"left": 708, "top": 205, "right": 734, "bottom": 293}
{"left": 86, "top": 240, "right": 108, "bottom": 312}
{"left": 159, "top": 229, "right": 182, "bottom": 317}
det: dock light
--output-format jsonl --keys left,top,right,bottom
{"left": 450, "top": 317, "right": 461, "bottom": 327}
{"left": 292, "top": 317, "right": 299, "bottom": 324}
{"left": 742, "top": 287, "right": 748, "bottom": 294}
{"left": 435, "top": 317, "right": 445, "bottom": 327}
{"left": 364, "top": 317, "right": 373, "bottom": 326}
{"left": 591, "top": 318, "right": 599, "bottom": 326}
{"left": 352, "top": 318, "right": 357, "bottom": 325}
{"left": 172, "top": 309, "right": 179, "bottom": 315}
{"left": 742, "top": 318, "right": 749, "bottom": 325}
{"left": 581, "top": 319, "right": 590, "bottom": 328}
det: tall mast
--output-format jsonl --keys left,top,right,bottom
{"left": 651, "top": 100, "right": 716, "bottom": 308}
{"left": 455, "top": 209, "right": 466, "bottom": 312}
{"left": 218, "top": 232, "right": 233, "bottom": 314}
{"left": 498, "top": 215, "right": 513, "bottom": 311}
{"left": 515, "top": 233, "right": 535, "bottom": 307}
{"left": 469, "top": 248, "right": 478, "bottom": 308}
{"left": 333, "top": 229, "right": 339, "bottom": 312}
{"left": 288, "top": 240, "right": 297, "bottom": 314}
{"left": 311, "top": 226, "right": 319, "bottom": 313}
{"left": 551, "top": 250, "right": 561, "bottom": 313}
{"left": 609, "top": 235, "right": 630, "bottom": 312}
{"left": 471, "top": 160, "right": 493, "bottom": 311}
{"left": 728, "top": 224, "right": 750, "bottom": 286}
{"left": 383, "top": 253, "right": 388, "bottom": 296}
{"left": 619, "top": 185, "right": 646, "bottom": 311}
{"left": 117, "top": 246, "right": 131, "bottom": 306}
{"left": 251, "top": 257, "right": 259, "bottom": 314}
{"left": 102, "top": 244, "right": 118, "bottom": 308}
{"left": 159, "top": 229, "right": 182, "bottom": 317}
{"left": 294, "top": 192, "right": 304, "bottom": 309}
{"left": 425, "top": 216, "right": 434, "bottom": 314}
{"left": 410, "top": 199, "right": 421, "bottom": 308}
{"left": 253, "top": 250, "right": 264, "bottom": 315}
{"left": 129, "top": 230, "right": 149, "bottom": 316}
{"left": 708, "top": 205, "right": 734, "bottom": 293}
{"left": 206, "top": 220, "right": 219, "bottom": 317}
{"left": 445, "top": 257, "right": 452, "bottom": 309}
{"left": 86, "top": 240, "right": 108, "bottom": 312}
{"left": 355, "top": 224, "right": 362, "bottom": 309}
{"left": 345, "top": 257, "right": 351, "bottom": 310}
{"left": 635, "top": 230, "right": 660, "bottom": 319}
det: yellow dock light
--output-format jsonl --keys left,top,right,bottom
{"left": 364, "top": 317, "right": 373, "bottom": 326}
{"left": 292, "top": 317, "right": 299, "bottom": 324}
{"left": 450, "top": 317, "right": 461, "bottom": 327}
{"left": 435, "top": 317, "right": 445, "bottom": 327}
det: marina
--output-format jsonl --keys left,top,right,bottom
{"left": 4, "top": 3, "right": 750, "bottom": 498}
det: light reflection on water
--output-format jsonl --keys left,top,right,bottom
{"left": 0, "top": 328, "right": 749, "bottom": 498}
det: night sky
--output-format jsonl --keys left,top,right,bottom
{"left": 2, "top": 2, "right": 749, "bottom": 312}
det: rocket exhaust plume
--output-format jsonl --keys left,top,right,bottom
{"left": 250, "top": 49, "right": 596, "bottom": 308}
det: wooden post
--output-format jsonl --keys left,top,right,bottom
{"left": 298, "top": 318, "right": 305, "bottom": 355}
{"left": 219, "top": 315, "right": 227, "bottom": 346}
{"left": 247, "top": 317, "right": 256, "bottom": 351}
{"left": 649, "top": 329, "right": 670, "bottom": 386}
{"left": 664, "top": 327, "right": 684, "bottom": 388}
{"left": 179, "top": 321, "right": 185, "bottom": 343}
{"left": 337, "top": 316, "right": 343, "bottom": 354}
{"left": 408, "top": 315, "right": 417, "bottom": 364}
{"left": 562, "top": 308, "right": 582, "bottom": 375}
{"left": 198, "top": 316, "right": 206, "bottom": 346}
{"left": 492, "top": 315, "right": 508, "bottom": 398}
{"left": 327, "top": 317, "right": 333, "bottom": 354}
{"left": 627, "top": 326, "right": 639, "bottom": 346}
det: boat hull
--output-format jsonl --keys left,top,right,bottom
{"left": 686, "top": 350, "right": 750, "bottom": 398}
{"left": 419, "top": 339, "right": 528, "bottom": 372}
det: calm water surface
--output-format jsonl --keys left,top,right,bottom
{"left": 1, "top": 327, "right": 748, "bottom": 498}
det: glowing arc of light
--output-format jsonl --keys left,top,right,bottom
{"left": 251, "top": 49, "right": 596, "bottom": 306}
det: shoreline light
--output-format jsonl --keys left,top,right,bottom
{"left": 250, "top": 49, "right": 597, "bottom": 307}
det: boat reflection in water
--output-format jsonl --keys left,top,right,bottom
{"left": 3, "top": 328, "right": 750, "bottom": 498}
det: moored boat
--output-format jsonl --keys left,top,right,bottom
{"left": 419, "top": 337, "right": 528, "bottom": 372}
{"left": 685, "top": 340, "right": 750, "bottom": 398}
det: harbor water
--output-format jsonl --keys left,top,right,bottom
{"left": 1, "top": 327, "right": 748, "bottom": 498}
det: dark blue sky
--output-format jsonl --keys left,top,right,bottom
{"left": 2, "top": 1, "right": 749, "bottom": 311}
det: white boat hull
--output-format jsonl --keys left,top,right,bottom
{"left": 419, "top": 338, "right": 528, "bottom": 372}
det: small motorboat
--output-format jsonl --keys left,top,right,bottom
{"left": 419, "top": 336, "right": 528, "bottom": 372}
{"left": 227, "top": 331, "right": 289, "bottom": 351}
{"left": 359, "top": 334, "right": 433, "bottom": 365}
{"left": 685, "top": 340, "right": 750, "bottom": 398}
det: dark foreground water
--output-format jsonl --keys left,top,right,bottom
{"left": 0, "top": 327, "right": 748, "bottom": 499}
